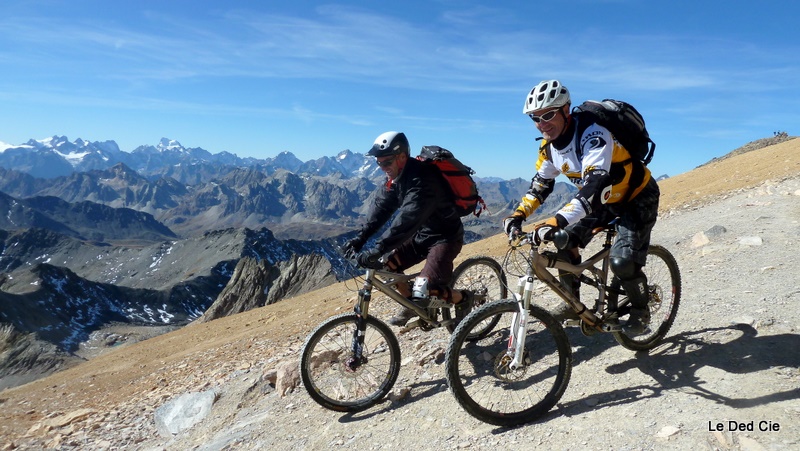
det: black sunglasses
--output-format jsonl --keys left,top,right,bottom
{"left": 529, "top": 109, "right": 560, "bottom": 123}
{"left": 376, "top": 156, "right": 397, "bottom": 168}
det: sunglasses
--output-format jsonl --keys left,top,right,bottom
{"left": 376, "top": 156, "right": 397, "bottom": 168}
{"left": 529, "top": 109, "right": 560, "bottom": 123}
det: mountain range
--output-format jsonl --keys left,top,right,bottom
{"left": 0, "top": 136, "right": 576, "bottom": 240}
{"left": 0, "top": 136, "right": 384, "bottom": 180}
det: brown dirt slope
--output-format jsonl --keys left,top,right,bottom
{"left": 0, "top": 137, "right": 798, "bottom": 442}
{"left": 658, "top": 137, "right": 799, "bottom": 211}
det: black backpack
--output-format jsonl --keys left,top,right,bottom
{"left": 416, "top": 145, "right": 486, "bottom": 217}
{"left": 572, "top": 99, "right": 655, "bottom": 165}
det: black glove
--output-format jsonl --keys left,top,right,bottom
{"left": 502, "top": 214, "right": 524, "bottom": 238}
{"left": 356, "top": 248, "right": 383, "bottom": 269}
{"left": 342, "top": 235, "right": 366, "bottom": 259}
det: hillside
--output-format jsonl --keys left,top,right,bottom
{"left": 658, "top": 136, "right": 799, "bottom": 211}
{"left": 1, "top": 137, "right": 799, "bottom": 449}
{"left": 0, "top": 138, "right": 546, "bottom": 242}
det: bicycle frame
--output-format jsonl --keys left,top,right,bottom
{"left": 529, "top": 227, "right": 625, "bottom": 331}
{"left": 349, "top": 267, "right": 451, "bottom": 364}
{"left": 355, "top": 268, "right": 450, "bottom": 323}
{"left": 506, "top": 228, "right": 623, "bottom": 369}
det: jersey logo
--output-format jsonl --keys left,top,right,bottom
{"left": 601, "top": 185, "right": 613, "bottom": 204}
{"left": 586, "top": 136, "right": 607, "bottom": 150}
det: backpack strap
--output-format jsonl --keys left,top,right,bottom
{"left": 572, "top": 113, "right": 591, "bottom": 161}
{"left": 622, "top": 159, "right": 646, "bottom": 203}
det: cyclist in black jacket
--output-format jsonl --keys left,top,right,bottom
{"left": 343, "top": 131, "right": 472, "bottom": 326}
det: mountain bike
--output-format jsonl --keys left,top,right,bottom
{"left": 444, "top": 223, "right": 681, "bottom": 426}
{"left": 300, "top": 254, "right": 507, "bottom": 412}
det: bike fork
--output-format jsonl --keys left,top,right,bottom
{"left": 507, "top": 275, "right": 535, "bottom": 369}
{"left": 348, "top": 287, "right": 371, "bottom": 369}
{"left": 507, "top": 303, "right": 528, "bottom": 369}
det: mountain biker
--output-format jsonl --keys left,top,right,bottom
{"left": 342, "top": 131, "right": 473, "bottom": 326}
{"left": 503, "top": 80, "right": 660, "bottom": 335}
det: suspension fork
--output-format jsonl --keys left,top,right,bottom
{"left": 508, "top": 272, "right": 535, "bottom": 369}
{"left": 350, "top": 270, "right": 374, "bottom": 363}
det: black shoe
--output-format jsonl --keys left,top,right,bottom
{"left": 453, "top": 290, "right": 474, "bottom": 325}
{"left": 622, "top": 308, "right": 651, "bottom": 335}
{"left": 549, "top": 303, "right": 580, "bottom": 322}
{"left": 388, "top": 307, "right": 417, "bottom": 326}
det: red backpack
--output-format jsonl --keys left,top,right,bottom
{"left": 417, "top": 145, "right": 486, "bottom": 217}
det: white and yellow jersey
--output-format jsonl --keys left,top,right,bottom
{"left": 516, "top": 119, "right": 652, "bottom": 225}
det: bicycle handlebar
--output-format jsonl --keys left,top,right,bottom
{"left": 508, "top": 227, "right": 569, "bottom": 250}
{"left": 339, "top": 246, "right": 395, "bottom": 270}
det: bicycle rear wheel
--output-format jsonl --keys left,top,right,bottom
{"left": 614, "top": 244, "right": 682, "bottom": 351}
{"left": 445, "top": 299, "right": 572, "bottom": 426}
{"left": 445, "top": 256, "right": 508, "bottom": 337}
{"left": 300, "top": 313, "right": 401, "bottom": 412}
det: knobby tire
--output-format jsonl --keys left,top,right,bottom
{"left": 445, "top": 256, "right": 508, "bottom": 338}
{"left": 445, "top": 299, "right": 572, "bottom": 426}
{"left": 300, "top": 313, "right": 401, "bottom": 412}
{"left": 613, "top": 244, "right": 682, "bottom": 351}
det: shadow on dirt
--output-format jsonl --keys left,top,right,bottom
{"left": 335, "top": 324, "right": 800, "bottom": 428}
{"left": 563, "top": 324, "right": 800, "bottom": 415}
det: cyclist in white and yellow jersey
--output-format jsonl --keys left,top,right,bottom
{"left": 503, "top": 80, "right": 660, "bottom": 335}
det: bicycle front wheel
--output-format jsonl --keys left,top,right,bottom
{"left": 445, "top": 299, "right": 572, "bottom": 426}
{"left": 300, "top": 313, "right": 401, "bottom": 412}
{"left": 445, "top": 256, "right": 508, "bottom": 337}
{"left": 614, "top": 244, "right": 682, "bottom": 351}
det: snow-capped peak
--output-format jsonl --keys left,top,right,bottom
{"left": 0, "top": 140, "right": 13, "bottom": 153}
{"left": 157, "top": 138, "right": 184, "bottom": 152}
{"left": 37, "top": 135, "right": 71, "bottom": 148}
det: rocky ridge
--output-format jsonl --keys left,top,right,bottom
{"left": 0, "top": 227, "right": 347, "bottom": 389}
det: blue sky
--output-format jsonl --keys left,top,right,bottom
{"left": 1, "top": 1, "right": 797, "bottom": 180}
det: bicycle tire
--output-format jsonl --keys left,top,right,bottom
{"left": 444, "top": 256, "right": 508, "bottom": 338}
{"left": 300, "top": 313, "right": 401, "bottom": 412}
{"left": 613, "top": 244, "right": 682, "bottom": 351}
{"left": 445, "top": 299, "right": 572, "bottom": 426}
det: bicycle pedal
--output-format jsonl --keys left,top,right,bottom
{"left": 426, "top": 297, "right": 450, "bottom": 309}
{"left": 602, "top": 321, "right": 623, "bottom": 332}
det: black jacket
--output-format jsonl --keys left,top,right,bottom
{"left": 361, "top": 157, "right": 464, "bottom": 252}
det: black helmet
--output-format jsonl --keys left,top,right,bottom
{"left": 367, "top": 131, "right": 409, "bottom": 157}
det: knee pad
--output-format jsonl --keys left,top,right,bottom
{"left": 610, "top": 257, "right": 641, "bottom": 280}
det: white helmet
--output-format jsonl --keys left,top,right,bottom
{"left": 523, "top": 80, "right": 571, "bottom": 114}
